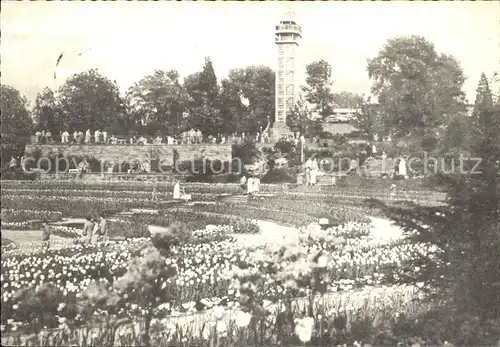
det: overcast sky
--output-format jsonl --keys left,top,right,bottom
{"left": 2, "top": 1, "right": 499, "bottom": 104}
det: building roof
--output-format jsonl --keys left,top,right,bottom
{"left": 322, "top": 123, "right": 359, "bottom": 135}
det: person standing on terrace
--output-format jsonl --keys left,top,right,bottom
{"left": 61, "top": 130, "right": 70, "bottom": 144}
{"left": 35, "top": 130, "right": 41, "bottom": 143}
{"left": 85, "top": 129, "right": 91, "bottom": 143}
{"left": 94, "top": 129, "right": 101, "bottom": 144}
{"left": 102, "top": 130, "right": 108, "bottom": 144}
{"left": 189, "top": 129, "right": 196, "bottom": 143}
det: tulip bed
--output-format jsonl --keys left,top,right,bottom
{"left": 0, "top": 181, "right": 455, "bottom": 346}
{"left": 1, "top": 218, "right": 442, "bottom": 345}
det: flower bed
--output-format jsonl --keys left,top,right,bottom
{"left": 128, "top": 210, "right": 260, "bottom": 235}
{"left": 1, "top": 221, "right": 40, "bottom": 230}
{"left": 1, "top": 209, "right": 63, "bottom": 223}
{"left": 0, "top": 219, "right": 435, "bottom": 337}
{"left": 1, "top": 181, "right": 446, "bottom": 202}
{"left": 0, "top": 195, "right": 165, "bottom": 218}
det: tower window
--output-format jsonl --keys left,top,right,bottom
{"left": 277, "top": 97, "right": 284, "bottom": 107}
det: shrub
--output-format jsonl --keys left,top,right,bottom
{"left": 262, "top": 168, "right": 295, "bottom": 184}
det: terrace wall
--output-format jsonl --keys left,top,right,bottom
{"left": 25, "top": 144, "right": 232, "bottom": 165}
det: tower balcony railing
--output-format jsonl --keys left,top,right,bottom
{"left": 275, "top": 37, "right": 301, "bottom": 44}
{"left": 275, "top": 24, "right": 302, "bottom": 35}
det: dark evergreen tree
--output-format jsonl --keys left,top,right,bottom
{"left": 377, "top": 73, "right": 500, "bottom": 345}
{"left": 184, "top": 57, "right": 222, "bottom": 135}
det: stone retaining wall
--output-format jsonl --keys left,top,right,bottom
{"left": 25, "top": 144, "right": 232, "bottom": 166}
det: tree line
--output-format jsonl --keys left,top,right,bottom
{"left": 2, "top": 35, "right": 499, "bottom": 163}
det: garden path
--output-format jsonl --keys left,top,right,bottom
{"left": 0, "top": 229, "right": 75, "bottom": 252}
{"left": 235, "top": 217, "right": 405, "bottom": 247}
{"left": 367, "top": 216, "right": 404, "bottom": 243}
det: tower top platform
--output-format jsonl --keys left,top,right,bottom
{"left": 275, "top": 11, "right": 302, "bottom": 39}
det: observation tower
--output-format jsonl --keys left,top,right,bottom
{"left": 272, "top": 11, "right": 302, "bottom": 140}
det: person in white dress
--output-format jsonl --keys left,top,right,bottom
{"left": 310, "top": 158, "right": 319, "bottom": 186}
{"left": 246, "top": 176, "right": 255, "bottom": 195}
{"left": 94, "top": 130, "right": 101, "bottom": 144}
{"left": 85, "top": 129, "right": 91, "bottom": 143}
{"left": 252, "top": 176, "right": 261, "bottom": 194}
{"left": 61, "top": 131, "right": 69, "bottom": 144}
{"left": 173, "top": 180, "right": 181, "bottom": 199}
{"left": 102, "top": 130, "right": 108, "bottom": 144}
{"left": 398, "top": 157, "right": 407, "bottom": 178}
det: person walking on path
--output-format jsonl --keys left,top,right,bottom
{"left": 246, "top": 175, "right": 255, "bottom": 195}
{"left": 97, "top": 212, "right": 108, "bottom": 243}
{"left": 173, "top": 180, "right": 181, "bottom": 199}
{"left": 41, "top": 220, "right": 51, "bottom": 250}
{"left": 92, "top": 217, "right": 100, "bottom": 243}
{"left": 252, "top": 175, "right": 261, "bottom": 195}
{"left": 82, "top": 215, "right": 94, "bottom": 245}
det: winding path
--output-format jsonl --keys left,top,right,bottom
{"left": 235, "top": 217, "right": 404, "bottom": 247}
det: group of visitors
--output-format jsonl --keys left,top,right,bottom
{"left": 40, "top": 212, "right": 108, "bottom": 250}
{"left": 240, "top": 174, "right": 261, "bottom": 195}
{"left": 34, "top": 129, "right": 109, "bottom": 145}
{"left": 34, "top": 128, "right": 272, "bottom": 146}
{"left": 34, "top": 130, "right": 53, "bottom": 144}
{"left": 77, "top": 158, "right": 90, "bottom": 177}
{"left": 82, "top": 213, "right": 109, "bottom": 244}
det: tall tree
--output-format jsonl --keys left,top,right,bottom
{"left": 57, "top": 69, "right": 126, "bottom": 133}
{"left": 219, "top": 79, "right": 248, "bottom": 134}
{"left": 0, "top": 85, "right": 33, "bottom": 163}
{"left": 332, "top": 91, "right": 364, "bottom": 109}
{"left": 184, "top": 57, "right": 221, "bottom": 134}
{"left": 302, "top": 60, "right": 334, "bottom": 120}
{"left": 356, "top": 98, "right": 381, "bottom": 139}
{"left": 127, "top": 70, "right": 188, "bottom": 135}
{"left": 471, "top": 73, "right": 495, "bottom": 137}
{"left": 438, "top": 113, "right": 473, "bottom": 159}
{"left": 33, "top": 87, "right": 63, "bottom": 134}
{"left": 367, "top": 36, "right": 466, "bottom": 141}
{"left": 287, "top": 95, "right": 322, "bottom": 137}
{"left": 220, "top": 65, "right": 275, "bottom": 134}
{"left": 381, "top": 73, "right": 500, "bottom": 341}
